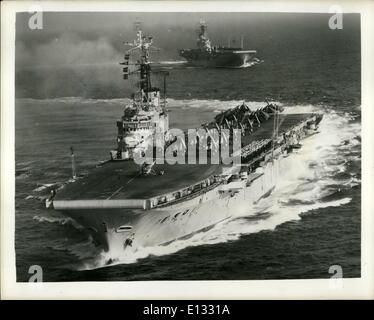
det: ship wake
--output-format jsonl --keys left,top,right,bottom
{"left": 70, "top": 101, "right": 360, "bottom": 270}
{"left": 235, "top": 58, "right": 263, "bottom": 69}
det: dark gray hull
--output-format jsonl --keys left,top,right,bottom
{"left": 179, "top": 49, "right": 257, "bottom": 68}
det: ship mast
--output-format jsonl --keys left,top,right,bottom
{"left": 121, "top": 27, "right": 156, "bottom": 102}
{"left": 199, "top": 19, "right": 207, "bottom": 38}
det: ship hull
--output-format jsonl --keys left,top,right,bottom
{"left": 53, "top": 112, "right": 322, "bottom": 257}
{"left": 179, "top": 50, "right": 257, "bottom": 68}
{"left": 61, "top": 158, "right": 279, "bottom": 254}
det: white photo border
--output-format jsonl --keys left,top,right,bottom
{"left": 1, "top": 0, "right": 373, "bottom": 299}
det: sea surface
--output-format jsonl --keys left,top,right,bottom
{"left": 14, "top": 13, "right": 361, "bottom": 281}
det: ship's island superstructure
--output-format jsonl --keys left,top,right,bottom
{"left": 110, "top": 29, "right": 169, "bottom": 161}
{"left": 47, "top": 28, "right": 322, "bottom": 259}
{"left": 179, "top": 20, "right": 259, "bottom": 68}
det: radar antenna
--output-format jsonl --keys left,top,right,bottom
{"left": 121, "top": 23, "right": 160, "bottom": 97}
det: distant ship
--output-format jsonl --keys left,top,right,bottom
{"left": 179, "top": 20, "right": 260, "bottom": 68}
{"left": 46, "top": 28, "right": 322, "bottom": 262}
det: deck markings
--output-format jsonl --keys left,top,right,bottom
{"left": 106, "top": 174, "right": 139, "bottom": 199}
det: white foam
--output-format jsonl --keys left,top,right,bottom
{"left": 157, "top": 60, "right": 187, "bottom": 65}
{"left": 33, "top": 215, "right": 83, "bottom": 230}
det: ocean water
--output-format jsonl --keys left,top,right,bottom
{"left": 14, "top": 13, "right": 361, "bottom": 281}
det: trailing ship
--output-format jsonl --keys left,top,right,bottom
{"left": 46, "top": 29, "right": 322, "bottom": 259}
{"left": 179, "top": 20, "right": 259, "bottom": 68}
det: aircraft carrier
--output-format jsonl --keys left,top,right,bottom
{"left": 46, "top": 28, "right": 323, "bottom": 258}
{"left": 179, "top": 20, "right": 259, "bottom": 68}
